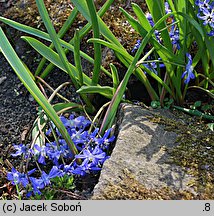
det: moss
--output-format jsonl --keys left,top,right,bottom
{"left": 2, "top": 0, "right": 146, "bottom": 51}
{"left": 94, "top": 169, "right": 206, "bottom": 200}
{"left": 3, "top": 0, "right": 73, "bottom": 32}
{"left": 148, "top": 111, "right": 214, "bottom": 199}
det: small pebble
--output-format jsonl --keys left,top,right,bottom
{"left": 0, "top": 76, "right": 7, "bottom": 85}
{"left": 28, "top": 95, "right": 34, "bottom": 102}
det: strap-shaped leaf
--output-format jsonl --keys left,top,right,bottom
{"left": 77, "top": 86, "right": 113, "bottom": 99}
{"left": 36, "top": 0, "right": 79, "bottom": 90}
{"left": 0, "top": 27, "right": 78, "bottom": 157}
{"left": 22, "top": 36, "right": 92, "bottom": 85}
{"left": 35, "top": 7, "right": 79, "bottom": 76}
{"left": 0, "top": 17, "right": 110, "bottom": 77}
{"left": 86, "top": 0, "right": 102, "bottom": 85}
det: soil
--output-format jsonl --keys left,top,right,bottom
{"left": 0, "top": 0, "right": 213, "bottom": 200}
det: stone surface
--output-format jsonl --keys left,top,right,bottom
{"left": 92, "top": 103, "right": 197, "bottom": 199}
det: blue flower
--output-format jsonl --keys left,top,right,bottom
{"left": 89, "top": 128, "right": 99, "bottom": 140}
{"left": 7, "top": 168, "right": 36, "bottom": 188}
{"left": 7, "top": 168, "right": 27, "bottom": 186}
{"left": 39, "top": 167, "right": 62, "bottom": 187}
{"left": 146, "top": 13, "right": 155, "bottom": 27}
{"left": 11, "top": 144, "right": 28, "bottom": 157}
{"left": 195, "top": 0, "right": 213, "bottom": 11}
{"left": 182, "top": 53, "right": 195, "bottom": 84}
{"left": 154, "top": 30, "right": 162, "bottom": 43}
{"left": 75, "top": 146, "right": 107, "bottom": 165}
{"left": 60, "top": 115, "right": 91, "bottom": 130}
{"left": 208, "top": 29, "right": 214, "bottom": 35}
{"left": 45, "top": 141, "right": 61, "bottom": 165}
{"left": 8, "top": 113, "right": 116, "bottom": 197}
{"left": 28, "top": 177, "right": 42, "bottom": 196}
{"left": 31, "top": 166, "right": 63, "bottom": 190}
{"left": 143, "top": 63, "right": 159, "bottom": 75}
{"left": 74, "top": 116, "right": 91, "bottom": 129}
{"left": 143, "top": 54, "right": 165, "bottom": 75}
{"left": 72, "top": 160, "right": 90, "bottom": 176}
{"left": 34, "top": 144, "right": 47, "bottom": 165}
{"left": 169, "top": 25, "right": 180, "bottom": 50}
{"left": 131, "top": 39, "right": 141, "bottom": 53}
{"left": 165, "top": 2, "right": 172, "bottom": 14}
{"left": 94, "top": 128, "right": 115, "bottom": 150}
{"left": 60, "top": 164, "right": 74, "bottom": 174}
{"left": 197, "top": 7, "right": 214, "bottom": 27}
{"left": 71, "top": 130, "right": 89, "bottom": 147}
{"left": 60, "top": 115, "right": 75, "bottom": 128}
{"left": 72, "top": 159, "right": 102, "bottom": 176}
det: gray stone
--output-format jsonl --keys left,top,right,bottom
{"left": 92, "top": 103, "right": 196, "bottom": 199}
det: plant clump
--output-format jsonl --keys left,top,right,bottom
{"left": 6, "top": 114, "right": 115, "bottom": 199}
{"left": 0, "top": 0, "right": 214, "bottom": 200}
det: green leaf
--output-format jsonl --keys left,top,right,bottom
{"left": 194, "top": 101, "right": 202, "bottom": 108}
{"left": 132, "top": 3, "right": 152, "bottom": 32}
{"left": 22, "top": 36, "right": 92, "bottom": 86}
{"left": 74, "top": 29, "right": 83, "bottom": 86}
{"left": 86, "top": 0, "right": 102, "bottom": 85}
{"left": 201, "top": 104, "right": 213, "bottom": 111}
{"left": 36, "top": 0, "right": 79, "bottom": 89}
{"left": 0, "top": 27, "right": 78, "bottom": 156}
{"left": 207, "top": 123, "right": 214, "bottom": 131}
{"left": 53, "top": 102, "right": 84, "bottom": 114}
{"left": 35, "top": 7, "right": 79, "bottom": 76}
{"left": 110, "top": 63, "right": 120, "bottom": 94}
{"left": 151, "top": 101, "right": 161, "bottom": 109}
{"left": 0, "top": 16, "right": 110, "bottom": 77}
{"left": 77, "top": 86, "right": 113, "bottom": 99}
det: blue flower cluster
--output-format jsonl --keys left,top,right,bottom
{"left": 182, "top": 53, "right": 195, "bottom": 84}
{"left": 196, "top": 0, "right": 214, "bottom": 36}
{"left": 7, "top": 115, "right": 115, "bottom": 197}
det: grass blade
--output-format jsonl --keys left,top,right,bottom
{"left": 35, "top": 0, "right": 79, "bottom": 89}
{"left": 0, "top": 27, "right": 79, "bottom": 156}
{"left": 0, "top": 17, "right": 110, "bottom": 77}
{"left": 39, "top": 0, "right": 114, "bottom": 79}
{"left": 77, "top": 86, "right": 113, "bottom": 98}
{"left": 22, "top": 36, "right": 91, "bottom": 84}
{"left": 110, "top": 63, "right": 120, "bottom": 94}
{"left": 74, "top": 29, "right": 83, "bottom": 86}
{"left": 35, "top": 7, "right": 78, "bottom": 76}
{"left": 86, "top": 0, "right": 102, "bottom": 85}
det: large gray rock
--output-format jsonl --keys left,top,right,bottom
{"left": 92, "top": 103, "right": 197, "bottom": 199}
